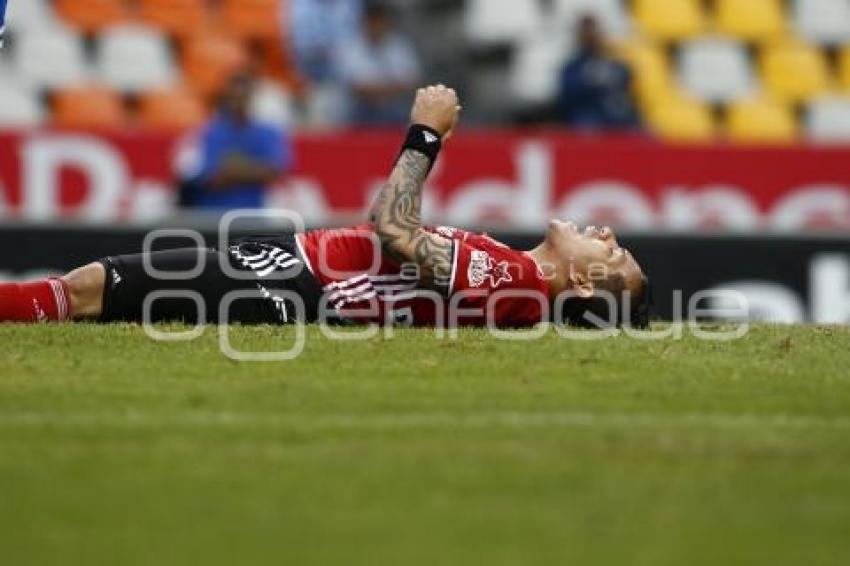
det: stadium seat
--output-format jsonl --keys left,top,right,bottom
{"left": 6, "top": 0, "right": 59, "bottom": 33}
{"left": 465, "top": 0, "right": 542, "bottom": 46}
{"left": 250, "top": 81, "right": 296, "bottom": 127}
{"left": 633, "top": 0, "right": 705, "bottom": 42}
{"left": 611, "top": 40, "right": 673, "bottom": 107}
{"left": 221, "top": 0, "right": 281, "bottom": 40}
{"left": 139, "top": 0, "right": 212, "bottom": 38}
{"left": 182, "top": 35, "right": 249, "bottom": 98}
{"left": 792, "top": 0, "right": 850, "bottom": 45}
{"left": 552, "top": 0, "right": 630, "bottom": 38}
{"left": 715, "top": 0, "right": 787, "bottom": 42}
{"left": 646, "top": 95, "right": 716, "bottom": 141}
{"left": 509, "top": 32, "right": 572, "bottom": 105}
{"left": 138, "top": 88, "right": 207, "bottom": 131}
{"left": 0, "top": 85, "right": 45, "bottom": 127}
{"left": 52, "top": 87, "right": 127, "bottom": 129}
{"left": 726, "top": 98, "right": 798, "bottom": 142}
{"left": 761, "top": 41, "right": 832, "bottom": 103}
{"left": 14, "top": 27, "right": 89, "bottom": 90}
{"left": 841, "top": 47, "right": 850, "bottom": 91}
{"left": 97, "top": 25, "right": 176, "bottom": 93}
{"left": 679, "top": 38, "right": 755, "bottom": 102}
{"left": 806, "top": 96, "right": 850, "bottom": 141}
{"left": 55, "top": 0, "right": 127, "bottom": 34}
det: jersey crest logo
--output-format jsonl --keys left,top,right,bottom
{"left": 468, "top": 251, "right": 513, "bottom": 288}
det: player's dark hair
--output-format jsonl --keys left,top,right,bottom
{"left": 559, "top": 274, "right": 652, "bottom": 330}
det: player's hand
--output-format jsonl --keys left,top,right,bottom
{"left": 410, "top": 84, "right": 462, "bottom": 139}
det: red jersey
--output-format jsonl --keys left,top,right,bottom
{"left": 296, "top": 224, "right": 550, "bottom": 327}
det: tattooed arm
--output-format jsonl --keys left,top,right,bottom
{"left": 372, "top": 85, "right": 461, "bottom": 293}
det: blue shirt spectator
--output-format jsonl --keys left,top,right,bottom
{"left": 337, "top": 1, "right": 421, "bottom": 125}
{"left": 289, "top": 0, "right": 362, "bottom": 83}
{"left": 186, "top": 73, "right": 292, "bottom": 211}
{"left": 558, "top": 15, "right": 640, "bottom": 130}
{"left": 0, "top": 0, "right": 7, "bottom": 48}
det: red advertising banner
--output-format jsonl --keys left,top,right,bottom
{"left": 1, "top": 130, "right": 849, "bottom": 231}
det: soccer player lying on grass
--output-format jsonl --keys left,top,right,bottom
{"left": 0, "top": 85, "right": 649, "bottom": 329}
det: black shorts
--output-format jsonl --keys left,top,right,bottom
{"left": 98, "top": 234, "right": 323, "bottom": 325}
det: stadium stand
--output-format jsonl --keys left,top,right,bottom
{"left": 138, "top": 0, "right": 213, "bottom": 39}
{"left": 645, "top": 94, "right": 715, "bottom": 141}
{"left": 715, "top": 0, "right": 786, "bottom": 42}
{"left": 13, "top": 26, "right": 89, "bottom": 90}
{"left": 806, "top": 96, "right": 850, "bottom": 141}
{"left": 726, "top": 98, "right": 798, "bottom": 142}
{"left": 55, "top": 0, "right": 127, "bottom": 34}
{"left": 678, "top": 38, "right": 756, "bottom": 103}
{"left": 52, "top": 87, "right": 127, "bottom": 129}
{"left": 0, "top": 84, "right": 44, "bottom": 127}
{"left": 761, "top": 40, "right": 832, "bottom": 103}
{"left": 220, "top": 0, "right": 281, "bottom": 40}
{"left": 181, "top": 35, "right": 249, "bottom": 98}
{"left": 0, "top": 0, "right": 849, "bottom": 141}
{"left": 552, "top": 0, "right": 630, "bottom": 38}
{"left": 96, "top": 25, "right": 176, "bottom": 93}
{"left": 633, "top": 0, "right": 705, "bottom": 42}
{"left": 464, "top": 0, "right": 542, "bottom": 47}
{"left": 138, "top": 88, "right": 207, "bottom": 131}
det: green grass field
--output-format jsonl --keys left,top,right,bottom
{"left": 2, "top": 324, "right": 850, "bottom": 565}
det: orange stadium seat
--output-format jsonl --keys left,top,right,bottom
{"left": 715, "top": 0, "right": 787, "bottom": 43}
{"left": 53, "top": 87, "right": 127, "bottom": 129}
{"left": 611, "top": 40, "right": 673, "bottom": 107}
{"left": 840, "top": 47, "right": 850, "bottom": 91}
{"left": 726, "top": 98, "right": 798, "bottom": 142}
{"left": 55, "top": 0, "right": 127, "bottom": 33}
{"left": 138, "top": 88, "right": 207, "bottom": 131}
{"left": 761, "top": 41, "right": 832, "bottom": 103}
{"left": 646, "top": 95, "right": 716, "bottom": 141}
{"left": 221, "top": 0, "right": 281, "bottom": 40}
{"left": 182, "top": 35, "right": 249, "bottom": 98}
{"left": 634, "top": 0, "right": 706, "bottom": 42}
{"left": 139, "top": 0, "right": 213, "bottom": 38}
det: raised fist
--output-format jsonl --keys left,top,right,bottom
{"left": 410, "top": 84, "right": 462, "bottom": 139}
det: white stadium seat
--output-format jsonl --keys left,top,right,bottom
{"left": 552, "top": 0, "right": 630, "bottom": 38}
{"left": 97, "top": 25, "right": 176, "bottom": 92}
{"left": 6, "top": 0, "right": 59, "bottom": 33}
{"left": 465, "top": 0, "right": 542, "bottom": 46}
{"left": 509, "top": 32, "right": 573, "bottom": 105}
{"left": 0, "top": 85, "right": 45, "bottom": 127}
{"left": 807, "top": 97, "right": 850, "bottom": 141}
{"left": 14, "top": 27, "right": 89, "bottom": 89}
{"left": 679, "top": 38, "right": 755, "bottom": 102}
{"left": 251, "top": 80, "right": 296, "bottom": 128}
{"left": 793, "top": 0, "right": 850, "bottom": 45}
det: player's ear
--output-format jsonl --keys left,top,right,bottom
{"left": 569, "top": 272, "right": 594, "bottom": 299}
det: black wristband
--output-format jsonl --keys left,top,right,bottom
{"left": 399, "top": 124, "right": 442, "bottom": 169}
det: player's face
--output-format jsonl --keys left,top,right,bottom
{"left": 547, "top": 220, "right": 644, "bottom": 294}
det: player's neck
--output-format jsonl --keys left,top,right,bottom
{"left": 528, "top": 243, "right": 569, "bottom": 299}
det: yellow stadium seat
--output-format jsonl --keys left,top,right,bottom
{"left": 726, "top": 98, "right": 798, "bottom": 142}
{"left": 761, "top": 41, "right": 831, "bottom": 103}
{"left": 646, "top": 95, "right": 716, "bottom": 141}
{"left": 611, "top": 40, "right": 674, "bottom": 107}
{"left": 634, "top": 0, "right": 706, "bottom": 41}
{"left": 840, "top": 47, "right": 850, "bottom": 92}
{"left": 715, "top": 0, "right": 786, "bottom": 42}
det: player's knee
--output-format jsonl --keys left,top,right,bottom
{"left": 62, "top": 263, "right": 106, "bottom": 317}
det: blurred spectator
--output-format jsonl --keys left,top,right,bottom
{"left": 338, "top": 0, "right": 421, "bottom": 125}
{"left": 558, "top": 15, "right": 640, "bottom": 130}
{"left": 0, "top": 0, "right": 6, "bottom": 48}
{"left": 289, "top": 0, "right": 363, "bottom": 83}
{"left": 182, "top": 72, "right": 293, "bottom": 211}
